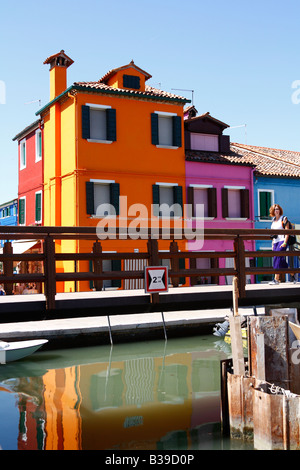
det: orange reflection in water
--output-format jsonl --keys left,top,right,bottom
{"left": 1, "top": 344, "right": 224, "bottom": 450}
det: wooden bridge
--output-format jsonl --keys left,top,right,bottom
{"left": 0, "top": 225, "right": 300, "bottom": 322}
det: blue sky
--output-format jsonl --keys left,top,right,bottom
{"left": 1, "top": 0, "right": 300, "bottom": 203}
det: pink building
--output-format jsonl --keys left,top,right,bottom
{"left": 184, "top": 108, "right": 255, "bottom": 285}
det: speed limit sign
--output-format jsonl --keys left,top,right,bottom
{"left": 144, "top": 266, "right": 168, "bottom": 293}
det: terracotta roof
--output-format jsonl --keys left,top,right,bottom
{"left": 43, "top": 50, "right": 74, "bottom": 67}
{"left": 185, "top": 149, "right": 254, "bottom": 167}
{"left": 73, "top": 80, "right": 188, "bottom": 102}
{"left": 99, "top": 60, "right": 152, "bottom": 83}
{"left": 230, "top": 143, "right": 300, "bottom": 178}
{"left": 185, "top": 112, "right": 229, "bottom": 129}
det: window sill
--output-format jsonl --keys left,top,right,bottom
{"left": 225, "top": 217, "right": 248, "bottom": 221}
{"left": 156, "top": 145, "right": 179, "bottom": 149}
{"left": 87, "top": 139, "right": 113, "bottom": 144}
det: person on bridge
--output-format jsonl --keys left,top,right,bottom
{"left": 269, "top": 204, "right": 290, "bottom": 285}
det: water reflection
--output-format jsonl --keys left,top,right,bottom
{"left": 0, "top": 336, "right": 237, "bottom": 450}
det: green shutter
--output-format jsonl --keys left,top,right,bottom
{"left": 172, "top": 116, "right": 182, "bottom": 147}
{"left": 151, "top": 113, "right": 159, "bottom": 145}
{"left": 19, "top": 198, "right": 25, "bottom": 225}
{"left": 82, "top": 105, "right": 90, "bottom": 139}
{"left": 106, "top": 108, "right": 116, "bottom": 141}
{"left": 86, "top": 182, "right": 94, "bottom": 215}
{"left": 123, "top": 75, "right": 140, "bottom": 89}
{"left": 110, "top": 183, "right": 120, "bottom": 215}
{"left": 111, "top": 259, "right": 121, "bottom": 288}
{"left": 152, "top": 184, "right": 160, "bottom": 216}
{"left": 173, "top": 185, "right": 183, "bottom": 217}
{"left": 35, "top": 193, "right": 42, "bottom": 222}
{"left": 259, "top": 191, "right": 271, "bottom": 219}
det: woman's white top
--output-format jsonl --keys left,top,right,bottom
{"left": 271, "top": 216, "right": 285, "bottom": 242}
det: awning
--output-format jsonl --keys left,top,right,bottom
{"left": 0, "top": 240, "right": 39, "bottom": 254}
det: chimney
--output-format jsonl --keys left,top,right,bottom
{"left": 43, "top": 50, "right": 74, "bottom": 101}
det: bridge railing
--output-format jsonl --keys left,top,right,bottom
{"left": 0, "top": 226, "right": 300, "bottom": 310}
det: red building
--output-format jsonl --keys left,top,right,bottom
{"left": 13, "top": 119, "right": 43, "bottom": 226}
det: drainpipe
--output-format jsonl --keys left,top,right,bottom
{"left": 68, "top": 92, "right": 79, "bottom": 290}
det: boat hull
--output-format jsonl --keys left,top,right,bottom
{"left": 0, "top": 339, "right": 48, "bottom": 364}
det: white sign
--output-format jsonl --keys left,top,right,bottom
{"left": 145, "top": 266, "right": 168, "bottom": 293}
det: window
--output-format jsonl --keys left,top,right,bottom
{"left": 188, "top": 185, "right": 217, "bottom": 218}
{"left": 151, "top": 112, "right": 182, "bottom": 148}
{"left": 190, "top": 133, "right": 219, "bottom": 152}
{"left": 258, "top": 190, "right": 273, "bottom": 220}
{"left": 222, "top": 186, "right": 249, "bottom": 219}
{"left": 35, "top": 191, "right": 42, "bottom": 224}
{"left": 20, "top": 138, "right": 26, "bottom": 170}
{"left": 19, "top": 197, "right": 26, "bottom": 225}
{"left": 86, "top": 180, "right": 120, "bottom": 216}
{"left": 35, "top": 129, "right": 42, "bottom": 162}
{"left": 152, "top": 183, "right": 183, "bottom": 217}
{"left": 123, "top": 74, "right": 140, "bottom": 89}
{"left": 82, "top": 104, "right": 116, "bottom": 143}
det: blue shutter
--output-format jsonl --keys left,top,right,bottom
{"left": 172, "top": 116, "right": 182, "bottom": 147}
{"left": 106, "top": 108, "right": 116, "bottom": 142}
{"left": 151, "top": 113, "right": 159, "bottom": 145}
{"left": 110, "top": 183, "right": 120, "bottom": 215}
{"left": 82, "top": 105, "right": 90, "bottom": 139}
{"left": 86, "top": 182, "right": 94, "bottom": 215}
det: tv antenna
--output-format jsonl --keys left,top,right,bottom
{"left": 25, "top": 99, "right": 41, "bottom": 107}
{"left": 171, "top": 88, "right": 194, "bottom": 105}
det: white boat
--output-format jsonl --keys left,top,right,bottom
{"left": 0, "top": 339, "right": 48, "bottom": 364}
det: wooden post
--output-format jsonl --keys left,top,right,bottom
{"left": 93, "top": 241, "right": 103, "bottom": 291}
{"left": 233, "top": 236, "right": 246, "bottom": 298}
{"left": 147, "top": 238, "right": 159, "bottom": 304}
{"left": 3, "top": 241, "right": 13, "bottom": 295}
{"left": 233, "top": 276, "right": 239, "bottom": 316}
{"left": 44, "top": 236, "right": 56, "bottom": 310}
{"left": 170, "top": 240, "right": 179, "bottom": 287}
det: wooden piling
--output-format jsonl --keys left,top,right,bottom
{"left": 224, "top": 314, "right": 300, "bottom": 449}
{"left": 229, "top": 276, "right": 245, "bottom": 376}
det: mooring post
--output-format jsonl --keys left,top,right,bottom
{"left": 229, "top": 276, "right": 245, "bottom": 376}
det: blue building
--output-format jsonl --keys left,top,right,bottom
{"left": 0, "top": 198, "right": 18, "bottom": 248}
{"left": 231, "top": 143, "right": 300, "bottom": 282}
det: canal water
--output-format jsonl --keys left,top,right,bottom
{"left": 0, "top": 334, "right": 253, "bottom": 451}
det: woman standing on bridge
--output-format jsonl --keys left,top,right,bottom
{"left": 269, "top": 204, "right": 290, "bottom": 285}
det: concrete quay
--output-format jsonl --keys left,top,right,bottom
{"left": 0, "top": 303, "right": 264, "bottom": 349}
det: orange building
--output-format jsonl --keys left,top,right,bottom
{"left": 36, "top": 51, "right": 190, "bottom": 292}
